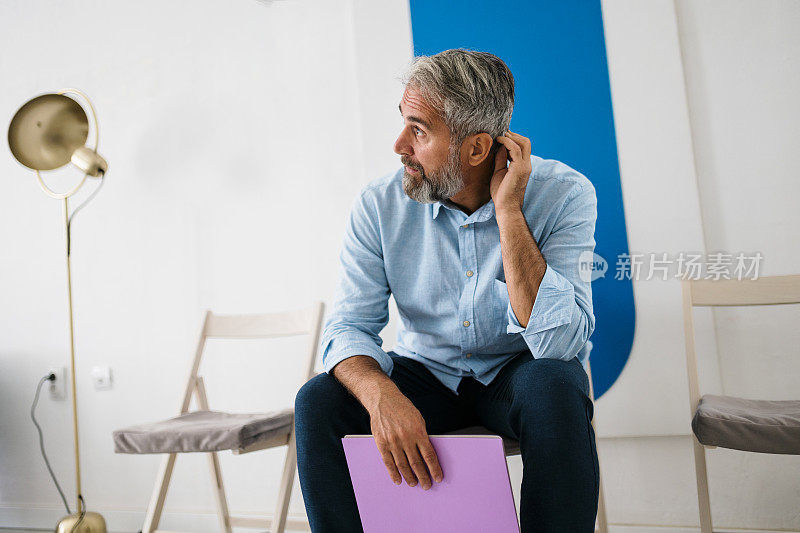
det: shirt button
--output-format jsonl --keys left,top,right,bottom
{"left": 463, "top": 320, "right": 470, "bottom": 327}
{"left": 466, "top": 270, "right": 474, "bottom": 277}
{"left": 466, "top": 353, "right": 473, "bottom": 358}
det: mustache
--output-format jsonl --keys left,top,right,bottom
{"left": 401, "top": 157, "right": 423, "bottom": 172}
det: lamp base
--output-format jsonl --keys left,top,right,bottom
{"left": 56, "top": 511, "right": 107, "bottom": 533}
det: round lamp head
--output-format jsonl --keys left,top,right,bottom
{"left": 8, "top": 93, "right": 89, "bottom": 171}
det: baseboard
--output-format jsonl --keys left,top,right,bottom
{"left": 0, "top": 505, "right": 310, "bottom": 532}
{"left": 607, "top": 526, "right": 798, "bottom": 533}
{"left": 1, "top": 506, "right": 795, "bottom": 533}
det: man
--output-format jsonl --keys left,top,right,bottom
{"left": 295, "top": 49, "right": 599, "bottom": 532}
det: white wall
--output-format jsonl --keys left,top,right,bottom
{"left": 1, "top": 0, "right": 798, "bottom": 531}
{"left": 675, "top": 0, "right": 800, "bottom": 400}
{"left": 676, "top": 0, "right": 800, "bottom": 525}
{"left": 598, "top": 0, "right": 800, "bottom": 530}
{"left": 0, "top": 0, "right": 368, "bottom": 529}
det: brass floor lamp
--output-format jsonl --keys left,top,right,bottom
{"left": 8, "top": 89, "right": 108, "bottom": 532}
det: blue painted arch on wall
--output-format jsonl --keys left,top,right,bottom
{"left": 408, "top": 0, "right": 635, "bottom": 397}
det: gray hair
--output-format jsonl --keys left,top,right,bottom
{"left": 401, "top": 49, "right": 514, "bottom": 146}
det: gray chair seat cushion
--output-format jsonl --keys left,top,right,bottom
{"left": 443, "top": 425, "right": 520, "bottom": 456}
{"left": 692, "top": 394, "right": 800, "bottom": 455}
{"left": 113, "top": 409, "right": 294, "bottom": 454}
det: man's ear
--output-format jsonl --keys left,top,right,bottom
{"left": 464, "top": 132, "right": 495, "bottom": 167}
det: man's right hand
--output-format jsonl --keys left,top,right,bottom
{"left": 367, "top": 386, "right": 443, "bottom": 490}
{"left": 330, "top": 355, "right": 443, "bottom": 490}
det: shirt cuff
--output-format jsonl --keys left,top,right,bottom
{"left": 506, "top": 264, "right": 575, "bottom": 335}
{"left": 321, "top": 336, "right": 394, "bottom": 376}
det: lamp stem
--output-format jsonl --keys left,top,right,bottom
{"left": 63, "top": 197, "right": 83, "bottom": 514}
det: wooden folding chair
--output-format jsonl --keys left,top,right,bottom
{"left": 682, "top": 275, "right": 800, "bottom": 532}
{"left": 127, "top": 302, "right": 324, "bottom": 533}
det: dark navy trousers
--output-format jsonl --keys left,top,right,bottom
{"left": 294, "top": 350, "right": 599, "bottom": 532}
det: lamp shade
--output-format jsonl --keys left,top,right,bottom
{"left": 8, "top": 94, "right": 90, "bottom": 171}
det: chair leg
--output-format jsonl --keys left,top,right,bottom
{"left": 692, "top": 438, "right": 713, "bottom": 533}
{"left": 596, "top": 470, "right": 609, "bottom": 533}
{"left": 142, "top": 453, "right": 177, "bottom": 533}
{"left": 207, "top": 451, "right": 233, "bottom": 533}
{"left": 271, "top": 430, "right": 298, "bottom": 533}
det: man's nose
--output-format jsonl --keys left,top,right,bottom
{"left": 393, "top": 127, "right": 412, "bottom": 156}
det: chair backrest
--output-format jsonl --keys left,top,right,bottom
{"left": 178, "top": 301, "right": 326, "bottom": 415}
{"left": 204, "top": 307, "right": 321, "bottom": 339}
{"left": 686, "top": 275, "right": 800, "bottom": 307}
{"left": 681, "top": 275, "right": 800, "bottom": 412}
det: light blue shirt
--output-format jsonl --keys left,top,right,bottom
{"left": 321, "top": 155, "right": 597, "bottom": 395}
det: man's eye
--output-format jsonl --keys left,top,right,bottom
{"left": 413, "top": 126, "right": 423, "bottom": 137}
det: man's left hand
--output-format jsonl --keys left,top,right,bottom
{"left": 490, "top": 131, "right": 532, "bottom": 214}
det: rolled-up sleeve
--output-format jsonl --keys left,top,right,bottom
{"left": 506, "top": 183, "right": 597, "bottom": 361}
{"left": 320, "top": 189, "right": 394, "bottom": 376}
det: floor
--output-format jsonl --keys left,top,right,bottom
{"left": 2, "top": 526, "right": 797, "bottom": 533}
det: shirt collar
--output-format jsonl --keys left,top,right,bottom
{"left": 431, "top": 198, "right": 496, "bottom": 223}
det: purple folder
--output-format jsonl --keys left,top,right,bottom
{"left": 342, "top": 434, "right": 520, "bottom": 533}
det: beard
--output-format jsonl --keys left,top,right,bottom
{"left": 401, "top": 144, "right": 464, "bottom": 204}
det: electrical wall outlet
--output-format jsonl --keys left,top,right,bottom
{"left": 91, "top": 365, "right": 113, "bottom": 390}
{"left": 48, "top": 367, "right": 67, "bottom": 400}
